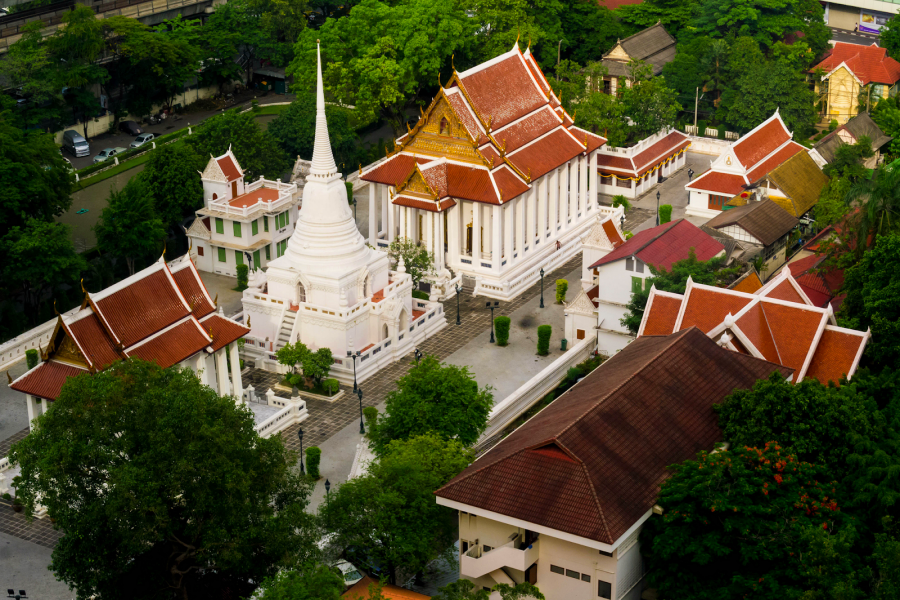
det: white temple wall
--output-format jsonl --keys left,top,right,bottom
{"left": 203, "top": 179, "right": 233, "bottom": 205}
{"left": 194, "top": 243, "right": 213, "bottom": 273}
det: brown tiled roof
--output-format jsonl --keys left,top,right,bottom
{"left": 435, "top": 328, "right": 792, "bottom": 544}
{"left": 392, "top": 196, "right": 457, "bottom": 213}
{"left": 760, "top": 278, "right": 807, "bottom": 304}
{"left": 813, "top": 112, "right": 892, "bottom": 162}
{"left": 456, "top": 54, "right": 547, "bottom": 130}
{"left": 633, "top": 132, "right": 690, "bottom": 173}
{"left": 804, "top": 327, "right": 866, "bottom": 385}
{"left": 641, "top": 292, "right": 682, "bottom": 335}
{"left": 706, "top": 200, "right": 798, "bottom": 247}
{"left": 445, "top": 90, "right": 486, "bottom": 142}
{"left": 124, "top": 318, "right": 211, "bottom": 369}
{"left": 493, "top": 107, "right": 560, "bottom": 153}
{"left": 507, "top": 129, "right": 585, "bottom": 180}
{"left": 171, "top": 260, "right": 216, "bottom": 318}
{"left": 574, "top": 127, "right": 607, "bottom": 153}
{"left": 677, "top": 287, "right": 754, "bottom": 334}
{"left": 343, "top": 576, "right": 431, "bottom": 600}
{"left": 361, "top": 154, "right": 431, "bottom": 186}
{"left": 602, "top": 23, "right": 677, "bottom": 76}
{"left": 601, "top": 219, "right": 625, "bottom": 248}
{"left": 744, "top": 141, "right": 805, "bottom": 183}
{"left": 66, "top": 313, "right": 123, "bottom": 370}
{"left": 9, "top": 361, "right": 88, "bottom": 401}
{"left": 217, "top": 155, "right": 242, "bottom": 182}
{"left": 229, "top": 187, "right": 280, "bottom": 208}
{"left": 685, "top": 170, "right": 746, "bottom": 195}
{"left": 492, "top": 166, "right": 530, "bottom": 202}
{"left": 729, "top": 269, "right": 763, "bottom": 294}
{"left": 733, "top": 118, "right": 791, "bottom": 169}
{"left": 201, "top": 313, "right": 251, "bottom": 352}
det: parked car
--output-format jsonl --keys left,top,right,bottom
{"left": 93, "top": 147, "right": 127, "bottom": 164}
{"left": 62, "top": 130, "right": 90, "bottom": 157}
{"left": 118, "top": 120, "right": 142, "bottom": 136}
{"left": 345, "top": 546, "right": 388, "bottom": 579}
{"left": 334, "top": 560, "right": 364, "bottom": 589}
{"left": 130, "top": 132, "right": 155, "bottom": 148}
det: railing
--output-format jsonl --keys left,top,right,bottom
{"left": 208, "top": 177, "right": 297, "bottom": 218}
{"left": 247, "top": 388, "right": 309, "bottom": 438}
{"left": 599, "top": 128, "right": 677, "bottom": 157}
{"left": 460, "top": 538, "right": 541, "bottom": 580}
{"left": 0, "top": 304, "right": 84, "bottom": 371}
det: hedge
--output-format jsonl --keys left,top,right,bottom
{"left": 494, "top": 316, "right": 511, "bottom": 346}
{"left": 537, "top": 325, "right": 551, "bottom": 356}
{"left": 555, "top": 279, "right": 568, "bottom": 304}
{"left": 659, "top": 204, "right": 673, "bottom": 224}
{"left": 26, "top": 348, "right": 39, "bottom": 369}
{"left": 306, "top": 446, "right": 322, "bottom": 479}
{"left": 717, "top": 123, "right": 726, "bottom": 140}
{"left": 412, "top": 289, "right": 429, "bottom": 300}
{"left": 363, "top": 406, "right": 378, "bottom": 431}
{"left": 697, "top": 119, "right": 708, "bottom": 135}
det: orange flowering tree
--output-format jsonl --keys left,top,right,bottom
{"left": 642, "top": 443, "right": 855, "bottom": 600}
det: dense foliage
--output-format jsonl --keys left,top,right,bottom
{"left": 94, "top": 177, "right": 166, "bottom": 275}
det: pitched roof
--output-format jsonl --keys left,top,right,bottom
{"left": 589, "top": 219, "right": 724, "bottom": 271}
{"left": 213, "top": 149, "right": 243, "bottom": 182}
{"left": 343, "top": 576, "right": 430, "bottom": 600}
{"left": 596, "top": 130, "right": 690, "bottom": 177}
{"left": 434, "top": 328, "right": 792, "bottom": 545}
{"left": 813, "top": 112, "right": 893, "bottom": 163}
{"left": 685, "top": 170, "right": 747, "bottom": 195}
{"left": 812, "top": 42, "right": 900, "bottom": 85}
{"left": 764, "top": 151, "right": 829, "bottom": 218}
{"left": 9, "top": 361, "right": 88, "bottom": 401}
{"left": 706, "top": 199, "right": 798, "bottom": 246}
{"left": 729, "top": 268, "right": 763, "bottom": 294}
{"left": 732, "top": 114, "right": 793, "bottom": 169}
{"left": 602, "top": 23, "right": 677, "bottom": 76}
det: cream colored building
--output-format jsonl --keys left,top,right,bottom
{"left": 812, "top": 42, "right": 900, "bottom": 125}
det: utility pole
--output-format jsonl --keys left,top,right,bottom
{"left": 694, "top": 87, "right": 699, "bottom": 128}
{"left": 557, "top": 39, "right": 564, "bottom": 81}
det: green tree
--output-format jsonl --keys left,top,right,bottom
{"left": 575, "top": 85, "right": 628, "bottom": 147}
{"left": 620, "top": 63, "right": 682, "bottom": 138}
{"left": 457, "top": 0, "right": 544, "bottom": 66}
{"left": 0, "top": 109, "right": 73, "bottom": 232}
{"left": 140, "top": 144, "right": 204, "bottom": 231}
{"left": 840, "top": 234, "right": 900, "bottom": 371}
{"left": 879, "top": 14, "right": 900, "bottom": 60}
{"left": 615, "top": 0, "right": 699, "bottom": 40}
{"left": 289, "top": 0, "right": 472, "bottom": 135}
{"left": 621, "top": 248, "right": 742, "bottom": 334}
{"left": 434, "top": 580, "right": 546, "bottom": 600}
{"left": 275, "top": 341, "right": 334, "bottom": 389}
{"left": 823, "top": 136, "right": 875, "bottom": 181}
{"left": 9, "top": 359, "right": 317, "bottom": 600}
{"left": 268, "top": 92, "right": 361, "bottom": 170}
{"left": 256, "top": 563, "right": 344, "bottom": 600}
{"left": 0, "top": 21, "right": 64, "bottom": 127}
{"left": 369, "top": 355, "right": 493, "bottom": 454}
{"left": 186, "top": 110, "right": 290, "bottom": 181}
{"left": 560, "top": 1, "right": 621, "bottom": 66}
{"left": 388, "top": 237, "right": 435, "bottom": 287}
{"left": 320, "top": 434, "right": 473, "bottom": 584}
{"left": 642, "top": 443, "right": 852, "bottom": 600}
{"left": 815, "top": 176, "right": 852, "bottom": 227}
{"left": 871, "top": 95, "right": 900, "bottom": 156}
{"left": 844, "top": 166, "right": 900, "bottom": 255}
{"left": 94, "top": 178, "right": 166, "bottom": 276}
{"left": 1, "top": 220, "right": 86, "bottom": 326}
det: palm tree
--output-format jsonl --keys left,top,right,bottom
{"left": 846, "top": 164, "right": 900, "bottom": 254}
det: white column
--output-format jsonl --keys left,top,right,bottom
{"left": 560, "top": 164, "right": 569, "bottom": 231}
{"left": 571, "top": 158, "right": 580, "bottom": 222}
{"left": 426, "top": 209, "right": 434, "bottom": 264}
{"left": 528, "top": 186, "right": 536, "bottom": 249}
{"left": 229, "top": 343, "right": 242, "bottom": 403}
{"left": 590, "top": 151, "right": 598, "bottom": 211}
{"left": 448, "top": 204, "right": 460, "bottom": 265}
{"left": 580, "top": 155, "right": 588, "bottom": 217}
{"left": 368, "top": 183, "right": 377, "bottom": 245}
{"left": 381, "top": 185, "right": 389, "bottom": 238}
{"left": 549, "top": 170, "right": 558, "bottom": 238}
{"left": 537, "top": 178, "right": 547, "bottom": 246}
{"left": 410, "top": 208, "right": 419, "bottom": 242}
{"left": 473, "top": 202, "right": 482, "bottom": 262}
{"left": 195, "top": 353, "right": 208, "bottom": 386}
{"left": 504, "top": 202, "right": 514, "bottom": 267}
{"left": 387, "top": 196, "right": 396, "bottom": 242}
{"left": 492, "top": 205, "right": 502, "bottom": 273}
{"left": 436, "top": 211, "right": 445, "bottom": 271}
{"left": 216, "top": 347, "right": 230, "bottom": 396}
{"left": 515, "top": 197, "right": 525, "bottom": 262}
{"left": 399, "top": 204, "right": 407, "bottom": 239}
{"left": 26, "top": 394, "right": 40, "bottom": 430}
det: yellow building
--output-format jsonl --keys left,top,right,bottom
{"left": 812, "top": 42, "right": 900, "bottom": 124}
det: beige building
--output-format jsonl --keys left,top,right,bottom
{"left": 435, "top": 329, "right": 793, "bottom": 600}
{"left": 812, "top": 42, "right": 900, "bottom": 125}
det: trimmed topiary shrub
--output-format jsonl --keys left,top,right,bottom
{"left": 322, "top": 378, "right": 339, "bottom": 396}
{"left": 345, "top": 181, "right": 354, "bottom": 203}
{"left": 555, "top": 279, "right": 568, "bottom": 304}
{"left": 697, "top": 120, "right": 708, "bottom": 136}
{"left": 717, "top": 123, "right": 726, "bottom": 139}
{"left": 363, "top": 406, "right": 378, "bottom": 431}
{"left": 306, "top": 446, "right": 321, "bottom": 479}
{"left": 659, "top": 204, "right": 673, "bottom": 224}
{"left": 25, "top": 349, "right": 39, "bottom": 369}
{"left": 537, "top": 325, "right": 551, "bottom": 356}
{"left": 829, "top": 119, "right": 839, "bottom": 132}
{"left": 236, "top": 264, "right": 249, "bottom": 291}
{"left": 612, "top": 195, "right": 631, "bottom": 212}
{"left": 412, "top": 289, "right": 429, "bottom": 300}
{"left": 494, "top": 316, "right": 511, "bottom": 346}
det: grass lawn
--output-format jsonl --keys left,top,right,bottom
{"left": 75, "top": 138, "right": 187, "bottom": 190}
{"left": 253, "top": 104, "right": 290, "bottom": 116}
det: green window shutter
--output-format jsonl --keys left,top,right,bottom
{"left": 235, "top": 250, "right": 244, "bottom": 266}
{"left": 233, "top": 221, "right": 242, "bottom": 238}
{"left": 265, "top": 245, "right": 271, "bottom": 260}
{"left": 215, "top": 218, "right": 224, "bottom": 234}
{"left": 645, "top": 278, "right": 653, "bottom": 291}
{"left": 631, "top": 277, "right": 642, "bottom": 294}
{"left": 253, "top": 249, "right": 261, "bottom": 266}
{"left": 217, "top": 247, "right": 226, "bottom": 263}
{"left": 252, "top": 220, "right": 259, "bottom": 236}
{"left": 263, "top": 216, "right": 269, "bottom": 232}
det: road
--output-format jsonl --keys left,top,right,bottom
{"left": 829, "top": 26, "right": 881, "bottom": 47}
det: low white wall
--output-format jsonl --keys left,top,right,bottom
{"left": 684, "top": 135, "right": 732, "bottom": 157}
{"left": 0, "top": 305, "right": 83, "bottom": 371}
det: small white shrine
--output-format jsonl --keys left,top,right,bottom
{"left": 240, "top": 44, "right": 446, "bottom": 384}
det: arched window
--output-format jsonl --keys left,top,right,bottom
{"left": 212, "top": 193, "right": 218, "bottom": 201}
{"left": 399, "top": 309, "right": 409, "bottom": 331}
{"left": 439, "top": 117, "right": 449, "bottom": 135}
{"left": 382, "top": 323, "right": 390, "bottom": 341}
{"left": 298, "top": 282, "right": 306, "bottom": 303}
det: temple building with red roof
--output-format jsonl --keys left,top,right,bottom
{"left": 9, "top": 253, "right": 250, "bottom": 430}
{"left": 595, "top": 128, "right": 690, "bottom": 198}
{"left": 435, "top": 328, "right": 791, "bottom": 600}
{"left": 685, "top": 110, "right": 811, "bottom": 219}
{"left": 812, "top": 42, "right": 900, "bottom": 125}
{"left": 360, "top": 42, "right": 615, "bottom": 301}
{"left": 565, "top": 218, "right": 725, "bottom": 355}
{"left": 186, "top": 148, "right": 300, "bottom": 278}
{"left": 637, "top": 265, "right": 870, "bottom": 385}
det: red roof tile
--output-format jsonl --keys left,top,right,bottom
{"left": 590, "top": 219, "right": 723, "bottom": 271}
{"left": 445, "top": 90, "right": 485, "bottom": 142}
{"left": 229, "top": 187, "right": 280, "bottom": 208}
{"left": 201, "top": 313, "right": 251, "bottom": 352}
{"left": 392, "top": 196, "right": 457, "bottom": 212}
{"left": 596, "top": 154, "right": 635, "bottom": 173}
{"left": 492, "top": 167, "right": 530, "bottom": 202}
{"left": 746, "top": 142, "right": 805, "bottom": 182}
{"left": 10, "top": 361, "right": 88, "bottom": 401}
{"left": 632, "top": 131, "right": 690, "bottom": 172}
{"left": 678, "top": 287, "right": 754, "bottom": 334}
{"left": 171, "top": 261, "right": 216, "bottom": 318}
{"left": 457, "top": 54, "right": 548, "bottom": 129}
{"left": 67, "top": 314, "right": 123, "bottom": 370}
{"left": 124, "top": 318, "right": 211, "bottom": 369}
{"left": 574, "top": 127, "right": 607, "bottom": 153}
{"left": 762, "top": 278, "right": 806, "bottom": 304}
{"left": 730, "top": 270, "right": 763, "bottom": 294}
{"left": 217, "top": 155, "right": 242, "bottom": 182}
{"left": 763, "top": 302, "right": 824, "bottom": 374}
{"left": 804, "top": 327, "right": 866, "bottom": 385}
{"left": 812, "top": 42, "right": 900, "bottom": 85}
{"left": 602, "top": 219, "right": 624, "bottom": 248}
{"left": 641, "top": 292, "right": 682, "bottom": 335}
{"left": 733, "top": 118, "right": 792, "bottom": 169}
{"left": 93, "top": 268, "right": 190, "bottom": 348}
{"left": 493, "top": 107, "right": 560, "bottom": 153}
{"left": 685, "top": 170, "right": 746, "bottom": 195}
{"left": 435, "top": 328, "right": 792, "bottom": 544}
{"left": 507, "top": 129, "right": 586, "bottom": 180}
{"left": 361, "top": 154, "right": 431, "bottom": 186}
{"left": 736, "top": 303, "right": 781, "bottom": 363}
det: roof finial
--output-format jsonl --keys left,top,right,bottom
{"left": 310, "top": 40, "right": 338, "bottom": 177}
{"left": 438, "top": 71, "right": 442, "bottom": 88}
{"left": 80, "top": 278, "right": 86, "bottom": 293}
{"left": 6, "top": 371, "right": 11, "bottom": 384}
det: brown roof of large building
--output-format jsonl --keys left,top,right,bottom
{"left": 601, "top": 23, "right": 677, "bottom": 77}
{"left": 435, "top": 328, "right": 792, "bottom": 545}
{"left": 9, "top": 361, "right": 88, "bottom": 401}
{"left": 706, "top": 199, "right": 798, "bottom": 246}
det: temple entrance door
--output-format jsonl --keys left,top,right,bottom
{"left": 466, "top": 224, "right": 472, "bottom": 255}
{"left": 231, "top": 181, "right": 238, "bottom": 197}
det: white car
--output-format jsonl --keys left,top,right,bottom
{"left": 335, "top": 560, "right": 364, "bottom": 589}
{"left": 131, "top": 133, "right": 155, "bottom": 148}
{"left": 93, "top": 147, "right": 127, "bottom": 164}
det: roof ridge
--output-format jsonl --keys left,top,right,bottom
{"left": 758, "top": 301, "right": 783, "bottom": 365}
{"left": 557, "top": 438, "right": 614, "bottom": 544}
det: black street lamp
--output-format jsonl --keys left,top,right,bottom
{"left": 656, "top": 190, "right": 661, "bottom": 226}
{"left": 486, "top": 301, "right": 499, "bottom": 343}
{"left": 455, "top": 283, "right": 462, "bottom": 325}
{"left": 357, "top": 387, "right": 365, "bottom": 434}
{"left": 539, "top": 268, "right": 545, "bottom": 308}
{"left": 688, "top": 168, "right": 694, "bottom": 181}
{"left": 325, "top": 479, "right": 331, "bottom": 500}
{"left": 7, "top": 591, "right": 27, "bottom": 600}
{"left": 347, "top": 350, "right": 361, "bottom": 392}
{"left": 414, "top": 348, "right": 423, "bottom": 364}
{"left": 298, "top": 428, "right": 304, "bottom": 475}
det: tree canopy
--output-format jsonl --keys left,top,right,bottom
{"left": 140, "top": 144, "right": 205, "bottom": 231}
{"left": 368, "top": 355, "right": 493, "bottom": 454}
{"left": 186, "top": 110, "right": 290, "bottom": 181}
{"left": 256, "top": 563, "right": 345, "bottom": 600}
{"left": 94, "top": 177, "right": 166, "bottom": 276}
{"left": 268, "top": 93, "right": 362, "bottom": 170}
{"left": 10, "top": 359, "right": 317, "bottom": 600}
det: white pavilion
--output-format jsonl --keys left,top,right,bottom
{"left": 239, "top": 44, "right": 446, "bottom": 384}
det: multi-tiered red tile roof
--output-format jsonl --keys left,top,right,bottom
{"left": 10, "top": 255, "right": 248, "bottom": 401}
{"left": 812, "top": 42, "right": 900, "bottom": 86}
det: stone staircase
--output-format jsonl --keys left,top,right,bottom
{"left": 276, "top": 311, "right": 296, "bottom": 350}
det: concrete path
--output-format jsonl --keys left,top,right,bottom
{"left": 0, "top": 531, "right": 72, "bottom": 600}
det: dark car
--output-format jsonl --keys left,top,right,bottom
{"left": 345, "top": 546, "right": 388, "bottom": 578}
{"left": 118, "top": 120, "right": 142, "bottom": 136}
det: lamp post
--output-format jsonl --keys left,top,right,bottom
{"left": 688, "top": 168, "right": 694, "bottom": 181}
{"left": 7, "top": 591, "right": 27, "bottom": 600}
{"left": 485, "top": 301, "right": 499, "bottom": 343}
{"left": 455, "top": 283, "right": 462, "bottom": 325}
{"left": 324, "top": 479, "right": 331, "bottom": 503}
{"left": 357, "top": 387, "right": 365, "bottom": 434}
{"left": 539, "top": 268, "right": 545, "bottom": 308}
{"left": 656, "top": 190, "right": 661, "bottom": 226}
{"left": 297, "top": 428, "right": 304, "bottom": 475}
{"left": 347, "top": 350, "right": 361, "bottom": 392}
{"left": 414, "top": 348, "right": 423, "bottom": 364}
